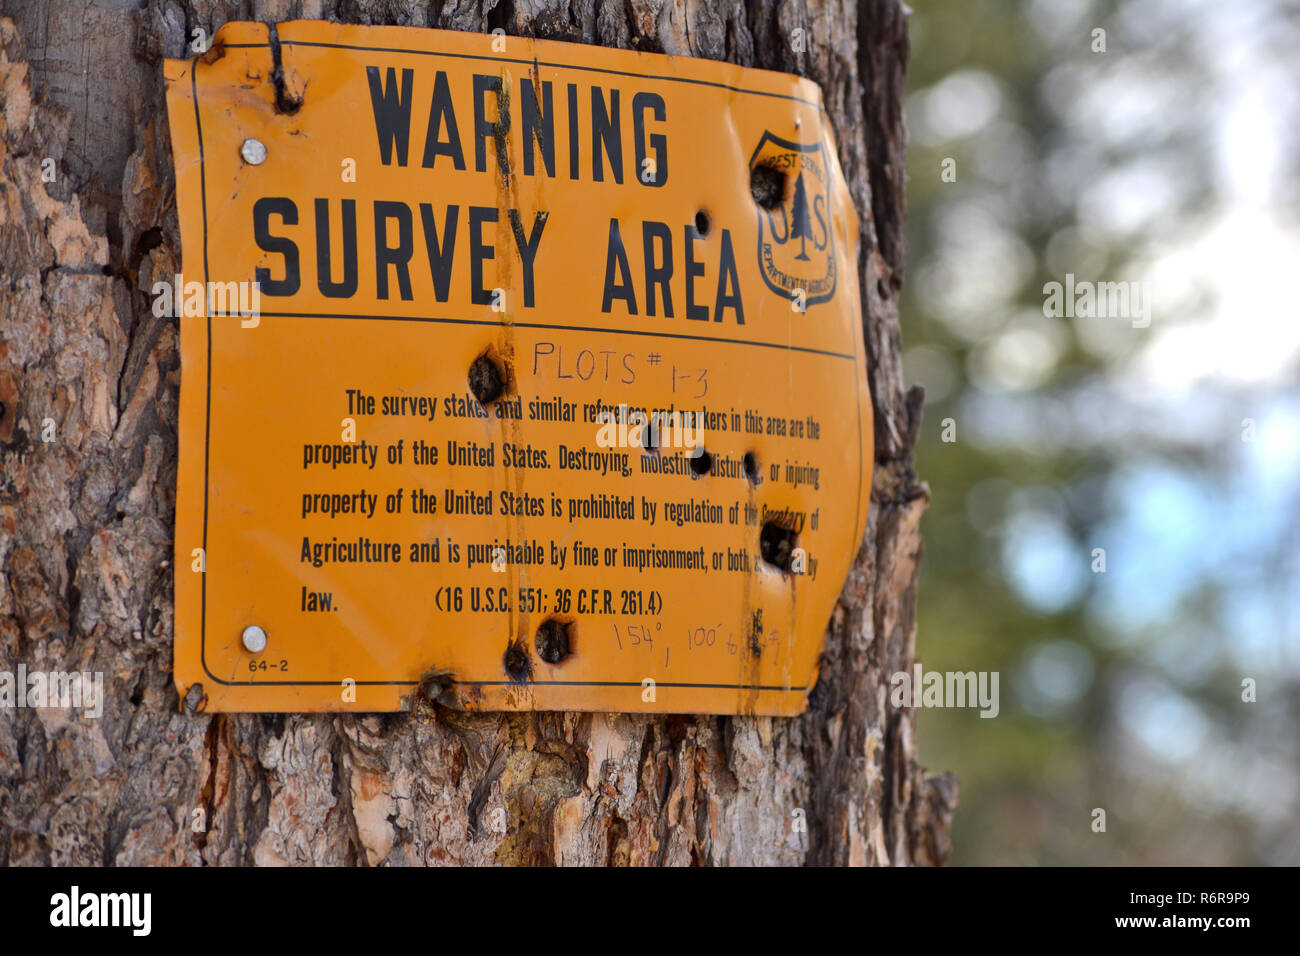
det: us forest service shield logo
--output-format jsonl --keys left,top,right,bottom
{"left": 750, "top": 131, "right": 837, "bottom": 307}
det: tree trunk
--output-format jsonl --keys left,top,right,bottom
{"left": 0, "top": 0, "right": 953, "bottom": 866}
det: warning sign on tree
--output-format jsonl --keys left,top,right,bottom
{"left": 165, "top": 21, "right": 873, "bottom": 714}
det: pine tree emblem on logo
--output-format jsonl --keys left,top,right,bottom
{"left": 749, "top": 131, "right": 837, "bottom": 307}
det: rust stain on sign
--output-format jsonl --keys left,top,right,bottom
{"left": 165, "top": 21, "right": 873, "bottom": 715}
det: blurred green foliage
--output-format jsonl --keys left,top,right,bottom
{"left": 902, "top": 0, "right": 1300, "bottom": 864}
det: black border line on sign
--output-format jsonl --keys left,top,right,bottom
{"left": 252, "top": 313, "right": 855, "bottom": 360}
{"left": 190, "top": 44, "right": 856, "bottom": 698}
{"left": 194, "top": 679, "right": 810, "bottom": 690}
{"left": 221, "top": 39, "right": 825, "bottom": 109}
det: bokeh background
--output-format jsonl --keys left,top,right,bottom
{"left": 902, "top": 0, "right": 1300, "bottom": 864}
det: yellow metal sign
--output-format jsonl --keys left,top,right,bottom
{"left": 166, "top": 21, "right": 873, "bottom": 714}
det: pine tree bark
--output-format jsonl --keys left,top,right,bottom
{"left": 0, "top": 0, "right": 953, "bottom": 866}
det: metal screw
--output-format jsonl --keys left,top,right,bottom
{"left": 240, "top": 138, "right": 268, "bottom": 165}
{"left": 242, "top": 625, "right": 267, "bottom": 654}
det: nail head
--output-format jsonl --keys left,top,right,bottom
{"left": 242, "top": 624, "right": 268, "bottom": 653}
{"left": 241, "top": 138, "right": 268, "bottom": 165}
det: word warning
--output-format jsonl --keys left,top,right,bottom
{"left": 166, "top": 21, "right": 873, "bottom": 714}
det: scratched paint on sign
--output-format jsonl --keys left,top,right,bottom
{"left": 166, "top": 21, "right": 873, "bottom": 714}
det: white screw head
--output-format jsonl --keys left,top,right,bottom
{"left": 242, "top": 625, "right": 267, "bottom": 654}
{"left": 240, "top": 138, "right": 268, "bottom": 165}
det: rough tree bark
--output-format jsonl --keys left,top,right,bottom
{"left": 0, "top": 0, "right": 953, "bottom": 865}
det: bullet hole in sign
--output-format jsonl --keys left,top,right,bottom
{"left": 759, "top": 521, "right": 798, "bottom": 572}
{"left": 269, "top": 25, "right": 303, "bottom": 115}
{"left": 416, "top": 667, "right": 456, "bottom": 706}
{"left": 503, "top": 642, "right": 532, "bottom": 682}
{"left": 743, "top": 451, "right": 760, "bottom": 484}
{"left": 750, "top": 164, "right": 785, "bottom": 210}
{"left": 690, "top": 448, "right": 713, "bottom": 476}
{"left": 535, "top": 619, "right": 572, "bottom": 665}
{"left": 469, "top": 352, "right": 506, "bottom": 405}
{"left": 274, "top": 82, "right": 303, "bottom": 116}
{"left": 749, "top": 609, "right": 764, "bottom": 657}
{"left": 694, "top": 209, "right": 711, "bottom": 237}
{"left": 182, "top": 683, "right": 207, "bottom": 715}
